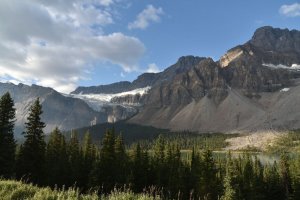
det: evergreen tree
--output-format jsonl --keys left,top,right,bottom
{"left": 252, "top": 156, "right": 265, "bottom": 200}
{"left": 200, "top": 149, "right": 218, "bottom": 200}
{"left": 221, "top": 171, "right": 237, "bottom": 200}
{"left": 292, "top": 156, "right": 300, "bottom": 200}
{"left": 189, "top": 148, "right": 202, "bottom": 198}
{"left": 90, "top": 129, "right": 116, "bottom": 192}
{"left": 0, "top": 92, "right": 16, "bottom": 178}
{"left": 131, "top": 143, "right": 148, "bottom": 192}
{"left": 221, "top": 152, "right": 238, "bottom": 200}
{"left": 81, "top": 131, "right": 96, "bottom": 188}
{"left": 152, "top": 135, "right": 166, "bottom": 187}
{"left": 263, "top": 162, "right": 284, "bottom": 200}
{"left": 16, "top": 98, "right": 46, "bottom": 185}
{"left": 241, "top": 154, "right": 254, "bottom": 199}
{"left": 166, "top": 143, "right": 183, "bottom": 199}
{"left": 67, "top": 131, "right": 82, "bottom": 187}
{"left": 114, "top": 134, "right": 128, "bottom": 185}
{"left": 280, "top": 152, "right": 293, "bottom": 199}
{"left": 45, "top": 127, "right": 68, "bottom": 187}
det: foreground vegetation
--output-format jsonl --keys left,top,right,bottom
{"left": 2, "top": 93, "right": 300, "bottom": 199}
{"left": 0, "top": 179, "right": 158, "bottom": 200}
{"left": 267, "top": 130, "right": 300, "bottom": 154}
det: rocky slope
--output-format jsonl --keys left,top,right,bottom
{"left": 129, "top": 26, "right": 300, "bottom": 133}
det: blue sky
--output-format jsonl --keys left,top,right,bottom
{"left": 0, "top": 0, "right": 299, "bottom": 93}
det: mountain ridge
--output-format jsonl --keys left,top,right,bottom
{"left": 128, "top": 26, "right": 300, "bottom": 132}
{"left": 2, "top": 26, "right": 300, "bottom": 135}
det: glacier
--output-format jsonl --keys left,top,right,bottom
{"left": 63, "top": 86, "right": 151, "bottom": 111}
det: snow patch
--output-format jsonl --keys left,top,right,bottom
{"left": 292, "top": 64, "right": 300, "bottom": 69}
{"left": 263, "top": 63, "right": 300, "bottom": 70}
{"left": 71, "top": 86, "right": 151, "bottom": 102}
{"left": 280, "top": 88, "right": 290, "bottom": 92}
{"left": 62, "top": 86, "right": 151, "bottom": 111}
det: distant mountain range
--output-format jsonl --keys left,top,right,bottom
{"left": 0, "top": 83, "right": 142, "bottom": 137}
{"left": 1, "top": 26, "right": 300, "bottom": 136}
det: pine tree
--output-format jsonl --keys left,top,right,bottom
{"left": 67, "top": 131, "right": 82, "bottom": 187}
{"left": 263, "top": 162, "right": 284, "bottom": 200}
{"left": 280, "top": 152, "right": 293, "bottom": 199}
{"left": 81, "top": 131, "right": 96, "bottom": 188}
{"left": 131, "top": 143, "right": 148, "bottom": 192}
{"left": 16, "top": 98, "right": 46, "bottom": 185}
{"left": 200, "top": 149, "right": 218, "bottom": 200}
{"left": 114, "top": 134, "right": 128, "bottom": 185}
{"left": 0, "top": 92, "right": 16, "bottom": 178}
{"left": 189, "top": 148, "right": 202, "bottom": 198}
{"left": 242, "top": 154, "right": 254, "bottom": 199}
{"left": 221, "top": 152, "right": 238, "bottom": 200}
{"left": 45, "top": 127, "right": 68, "bottom": 187}
{"left": 152, "top": 135, "right": 166, "bottom": 187}
{"left": 153, "top": 135, "right": 165, "bottom": 164}
{"left": 252, "top": 156, "right": 265, "bottom": 200}
{"left": 292, "top": 155, "right": 300, "bottom": 200}
{"left": 90, "top": 129, "right": 116, "bottom": 192}
{"left": 166, "top": 143, "right": 182, "bottom": 199}
{"left": 221, "top": 171, "right": 236, "bottom": 200}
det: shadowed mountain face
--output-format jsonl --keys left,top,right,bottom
{"left": 0, "top": 83, "right": 104, "bottom": 136}
{"left": 2, "top": 26, "right": 300, "bottom": 135}
{"left": 0, "top": 83, "right": 138, "bottom": 137}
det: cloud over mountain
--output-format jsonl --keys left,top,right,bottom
{"left": 0, "top": 0, "right": 145, "bottom": 93}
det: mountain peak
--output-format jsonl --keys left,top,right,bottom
{"left": 250, "top": 26, "right": 300, "bottom": 53}
{"left": 177, "top": 56, "right": 206, "bottom": 65}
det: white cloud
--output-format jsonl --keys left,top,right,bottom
{"left": 146, "top": 63, "right": 160, "bottom": 73}
{"left": 128, "top": 5, "right": 164, "bottom": 30}
{"left": 0, "top": 0, "right": 145, "bottom": 93}
{"left": 279, "top": 3, "right": 300, "bottom": 17}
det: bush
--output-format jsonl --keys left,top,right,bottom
{"left": 0, "top": 180, "right": 158, "bottom": 200}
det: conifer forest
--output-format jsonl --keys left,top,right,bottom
{"left": 1, "top": 92, "right": 300, "bottom": 200}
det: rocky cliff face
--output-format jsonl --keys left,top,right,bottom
{"left": 129, "top": 26, "right": 300, "bottom": 133}
{"left": 110, "top": 94, "right": 145, "bottom": 105}
{"left": 250, "top": 26, "right": 300, "bottom": 54}
{"left": 220, "top": 26, "right": 300, "bottom": 94}
{"left": 144, "top": 58, "right": 227, "bottom": 106}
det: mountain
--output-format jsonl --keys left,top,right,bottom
{"left": 0, "top": 83, "right": 139, "bottom": 137}
{"left": 2, "top": 26, "right": 300, "bottom": 135}
{"left": 71, "top": 74, "right": 158, "bottom": 95}
{"left": 72, "top": 56, "right": 206, "bottom": 95}
{"left": 128, "top": 26, "right": 300, "bottom": 133}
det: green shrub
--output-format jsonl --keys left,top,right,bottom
{"left": 0, "top": 180, "right": 159, "bottom": 200}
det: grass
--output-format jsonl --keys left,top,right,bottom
{"left": 266, "top": 130, "right": 300, "bottom": 154}
{"left": 0, "top": 180, "right": 160, "bottom": 200}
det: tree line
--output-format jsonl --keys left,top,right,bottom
{"left": 1, "top": 92, "right": 300, "bottom": 199}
